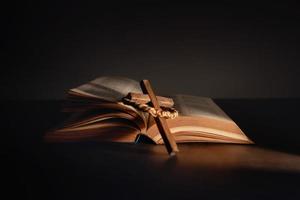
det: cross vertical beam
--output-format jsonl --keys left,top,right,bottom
{"left": 140, "top": 80, "right": 179, "bottom": 155}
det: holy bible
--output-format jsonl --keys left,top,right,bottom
{"left": 45, "top": 76, "right": 253, "bottom": 145}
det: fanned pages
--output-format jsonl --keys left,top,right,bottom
{"left": 45, "top": 76, "right": 253, "bottom": 144}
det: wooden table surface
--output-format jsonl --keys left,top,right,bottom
{"left": 2, "top": 99, "right": 300, "bottom": 200}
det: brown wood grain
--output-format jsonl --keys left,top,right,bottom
{"left": 127, "top": 92, "right": 174, "bottom": 107}
{"left": 140, "top": 80, "right": 179, "bottom": 155}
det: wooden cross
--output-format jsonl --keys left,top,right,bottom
{"left": 140, "top": 80, "right": 179, "bottom": 156}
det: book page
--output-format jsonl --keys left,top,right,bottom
{"left": 70, "top": 76, "right": 142, "bottom": 102}
{"left": 45, "top": 119, "right": 140, "bottom": 143}
{"left": 172, "top": 95, "right": 232, "bottom": 122}
{"left": 146, "top": 94, "right": 251, "bottom": 144}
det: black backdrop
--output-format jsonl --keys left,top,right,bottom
{"left": 3, "top": 2, "right": 300, "bottom": 99}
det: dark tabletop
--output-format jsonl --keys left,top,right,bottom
{"left": 2, "top": 99, "right": 300, "bottom": 200}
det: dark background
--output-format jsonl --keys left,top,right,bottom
{"left": 2, "top": 2, "right": 300, "bottom": 99}
{"left": 3, "top": 3, "right": 300, "bottom": 199}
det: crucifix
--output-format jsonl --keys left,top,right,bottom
{"left": 140, "top": 80, "right": 179, "bottom": 155}
{"left": 124, "top": 80, "right": 179, "bottom": 155}
{"left": 123, "top": 80, "right": 179, "bottom": 156}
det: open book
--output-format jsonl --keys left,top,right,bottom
{"left": 45, "top": 76, "right": 253, "bottom": 144}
